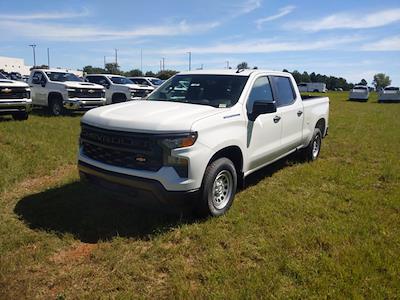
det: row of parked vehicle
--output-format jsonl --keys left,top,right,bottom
{"left": 348, "top": 85, "right": 400, "bottom": 102}
{"left": 0, "top": 69, "right": 164, "bottom": 120}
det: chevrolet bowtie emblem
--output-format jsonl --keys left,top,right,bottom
{"left": 1, "top": 88, "right": 12, "bottom": 93}
{"left": 88, "top": 89, "right": 95, "bottom": 93}
{"left": 135, "top": 157, "right": 146, "bottom": 163}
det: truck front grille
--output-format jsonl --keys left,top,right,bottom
{"left": 0, "top": 87, "right": 29, "bottom": 99}
{"left": 80, "top": 124, "right": 163, "bottom": 172}
{"left": 132, "top": 89, "right": 151, "bottom": 98}
{"left": 69, "top": 89, "right": 104, "bottom": 99}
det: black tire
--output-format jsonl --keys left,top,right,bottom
{"left": 197, "top": 157, "right": 237, "bottom": 217}
{"left": 112, "top": 93, "right": 127, "bottom": 104}
{"left": 12, "top": 112, "right": 29, "bottom": 121}
{"left": 49, "top": 97, "right": 64, "bottom": 116}
{"left": 302, "top": 128, "right": 322, "bottom": 161}
{"left": 313, "top": 89, "right": 319, "bottom": 93}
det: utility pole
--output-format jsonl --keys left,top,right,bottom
{"left": 29, "top": 44, "right": 36, "bottom": 67}
{"left": 114, "top": 48, "right": 118, "bottom": 67}
{"left": 187, "top": 52, "right": 192, "bottom": 71}
{"left": 140, "top": 49, "right": 143, "bottom": 74}
{"left": 47, "top": 48, "right": 50, "bottom": 68}
{"left": 104, "top": 56, "right": 106, "bottom": 68}
{"left": 160, "top": 60, "right": 162, "bottom": 72}
{"left": 162, "top": 57, "right": 165, "bottom": 71}
{"left": 226, "top": 60, "right": 230, "bottom": 69}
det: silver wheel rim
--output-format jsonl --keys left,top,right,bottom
{"left": 212, "top": 170, "right": 233, "bottom": 210}
{"left": 53, "top": 102, "right": 61, "bottom": 115}
{"left": 312, "top": 134, "right": 321, "bottom": 158}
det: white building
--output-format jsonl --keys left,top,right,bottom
{"left": 0, "top": 56, "right": 32, "bottom": 76}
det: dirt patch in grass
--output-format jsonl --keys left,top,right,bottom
{"left": 51, "top": 243, "right": 97, "bottom": 264}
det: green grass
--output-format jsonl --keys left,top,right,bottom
{"left": 1, "top": 93, "right": 399, "bottom": 299}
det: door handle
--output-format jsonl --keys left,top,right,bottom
{"left": 297, "top": 110, "right": 303, "bottom": 117}
{"left": 273, "top": 116, "right": 281, "bottom": 123}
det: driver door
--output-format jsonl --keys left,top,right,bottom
{"left": 246, "top": 76, "right": 283, "bottom": 170}
{"left": 30, "top": 71, "right": 47, "bottom": 105}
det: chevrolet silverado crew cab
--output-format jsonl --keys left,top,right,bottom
{"left": 85, "top": 74, "right": 154, "bottom": 104}
{"left": 28, "top": 69, "right": 106, "bottom": 116}
{"left": 78, "top": 70, "right": 329, "bottom": 216}
{"left": 0, "top": 72, "right": 32, "bottom": 120}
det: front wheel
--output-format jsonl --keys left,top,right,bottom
{"left": 197, "top": 158, "right": 237, "bottom": 217}
{"left": 49, "top": 99, "right": 64, "bottom": 116}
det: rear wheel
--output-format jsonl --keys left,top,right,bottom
{"left": 302, "top": 128, "right": 322, "bottom": 161}
{"left": 197, "top": 158, "right": 237, "bottom": 217}
{"left": 12, "top": 112, "right": 29, "bottom": 121}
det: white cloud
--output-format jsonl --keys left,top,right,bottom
{"left": 0, "top": 9, "right": 89, "bottom": 20}
{"left": 291, "top": 8, "right": 400, "bottom": 31}
{"left": 234, "top": 0, "right": 262, "bottom": 16}
{"left": 160, "top": 36, "right": 363, "bottom": 55}
{"left": 361, "top": 35, "right": 400, "bottom": 51}
{"left": 0, "top": 19, "right": 220, "bottom": 41}
{"left": 256, "top": 5, "right": 295, "bottom": 29}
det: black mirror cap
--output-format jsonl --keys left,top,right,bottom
{"left": 248, "top": 101, "right": 277, "bottom": 121}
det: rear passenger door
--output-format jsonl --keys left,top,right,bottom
{"left": 270, "top": 76, "right": 304, "bottom": 153}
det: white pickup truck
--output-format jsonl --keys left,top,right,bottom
{"left": 85, "top": 74, "right": 154, "bottom": 104}
{"left": 28, "top": 69, "right": 106, "bottom": 116}
{"left": 0, "top": 72, "right": 32, "bottom": 120}
{"left": 78, "top": 70, "right": 329, "bottom": 216}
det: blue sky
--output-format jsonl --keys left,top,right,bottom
{"left": 1, "top": 0, "right": 399, "bottom": 85}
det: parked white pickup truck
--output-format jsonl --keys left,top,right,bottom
{"left": 298, "top": 82, "right": 327, "bottom": 93}
{"left": 128, "top": 76, "right": 164, "bottom": 88}
{"left": 28, "top": 69, "right": 106, "bottom": 116}
{"left": 349, "top": 85, "right": 369, "bottom": 101}
{"left": 85, "top": 74, "right": 154, "bottom": 104}
{"left": 78, "top": 70, "right": 329, "bottom": 216}
{"left": 0, "top": 72, "right": 32, "bottom": 120}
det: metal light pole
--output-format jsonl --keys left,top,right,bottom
{"left": 140, "top": 49, "right": 143, "bottom": 74}
{"left": 226, "top": 60, "right": 230, "bottom": 69}
{"left": 187, "top": 52, "right": 192, "bottom": 71}
{"left": 114, "top": 48, "right": 118, "bottom": 67}
{"left": 104, "top": 56, "right": 106, "bottom": 68}
{"left": 29, "top": 44, "right": 36, "bottom": 67}
{"left": 162, "top": 57, "right": 165, "bottom": 71}
{"left": 47, "top": 48, "right": 50, "bottom": 68}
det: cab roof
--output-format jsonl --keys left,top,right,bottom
{"left": 177, "top": 69, "right": 291, "bottom": 77}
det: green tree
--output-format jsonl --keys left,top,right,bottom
{"left": 156, "top": 70, "right": 179, "bottom": 80}
{"left": 105, "top": 63, "right": 120, "bottom": 75}
{"left": 373, "top": 73, "right": 391, "bottom": 89}
{"left": 124, "top": 69, "right": 143, "bottom": 77}
{"left": 83, "top": 65, "right": 106, "bottom": 74}
{"left": 145, "top": 71, "right": 156, "bottom": 77}
{"left": 237, "top": 62, "right": 249, "bottom": 69}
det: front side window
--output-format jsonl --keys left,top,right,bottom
{"left": 271, "top": 76, "right": 296, "bottom": 107}
{"left": 109, "top": 76, "right": 133, "bottom": 84}
{"left": 45, "top": 72, "right": 82, "bottom": 82}
{"left": 32, "top": 71, "right": 45, "bottom": 84}
{"left": 247, "top": 77, "right": 274, "bottom": 113}
{"left": 147, "top": 74, "right": 249, "bottom": 108}
{"left": 149, "top": 78, "right": 163, "bottom": 85}
{"left": 0, "top": 73, "right": 7, "bottom": 79}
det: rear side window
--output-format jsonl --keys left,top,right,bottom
{"left": 271, "top": 76, "right": 296, "bottom": 107}
{"left": 247, "top": 77, "right": 274, "bottom": 112}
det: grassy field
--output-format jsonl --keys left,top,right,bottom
{"left": 0, "top": 92, "right": 399, "bottom": 299}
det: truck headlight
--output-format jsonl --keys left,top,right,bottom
{"left": 161, "top": 132, "right": 197, "bottom": 149}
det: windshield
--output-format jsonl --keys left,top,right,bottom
{"left": 0, "top": 73, "right": 7, "bottom": 79}
{"left": 354, "top": 86, "right": 367, "bottom": 90}
{"left": 45, "top": 72, "right": 82, "bottom": 82}
{"left": 109, "top": 76, "right": 133, "bottom": 84}
{"left": 147, "top": 75, "right": 249, "bottom": 108}
{"left": 385, "top": 87, "right": 399, "bottom": 91}
{"left": 149, "top": 78, "right": 163, "bottom": 85}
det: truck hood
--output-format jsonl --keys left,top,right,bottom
{"left": 0, "top": 79, "right": 29, "bottom": 88}
{"left": 63, "top": 81, "right": 104, "bottom": 89}
{"left": 82, "top": 100, "right": 226, "bottom": 132}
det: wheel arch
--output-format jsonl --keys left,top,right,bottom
{"left": 47, "top": 92, "right": 63, "bottom": 106}
{"left": 315, "top": 118, "right": 326, "bottom": 137}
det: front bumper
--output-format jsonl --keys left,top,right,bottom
{"left": 78, "top": 160, "right": 199, "bottom": 206}
{"left": 63, "top": 98, "right": 106, "bottom": 110}
{"left": 0, "top": 99, "right": 32, "bottom": 114}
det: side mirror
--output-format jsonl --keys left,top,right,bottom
{"left": 103, "top": 83, "right": 110, "bottom": 89}
{"left": 248, "top": 101, "right": 276, "bottom": 121}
